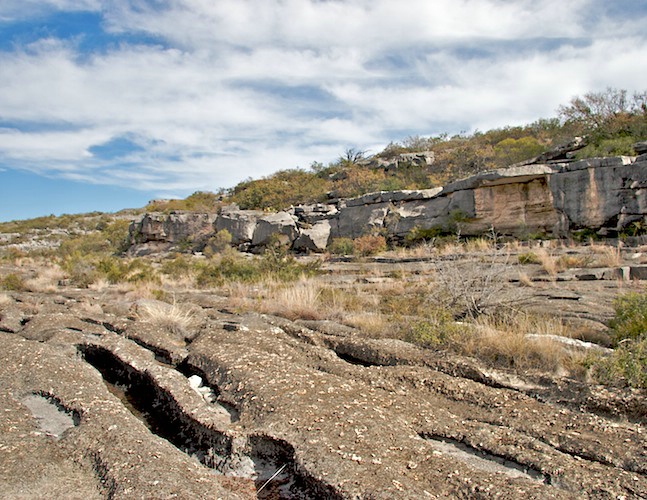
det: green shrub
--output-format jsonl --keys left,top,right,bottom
{"left": 160, "top": 254, "right": 196, "bottom": 280}
{"left": 518, "top": 252, "right": 540, "bottom": 265}
{"left": 195, "top": 248, "right": 320, "bottom": 288}
{"left": 609, "top": 292, "right": 647, "bottom": 344}
{"left": 328, "top": 237, "right": 354, "bottom": 255}
{"left": 1, "top": 273, "right": 26, "bottom": 291}
{"left": 592, "top": 336, "right": 647, "bottom": 388}
{"left": 203, "top": 229, "right": 233, "bottom": 257}
{"left": 404, "top": 310, "right": 463, "bottom": 347}
{"left": 405, "top": 226, "right": 445, "bottom": 245}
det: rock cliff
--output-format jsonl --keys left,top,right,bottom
{"left": 129, "top": 153, "right": 647, "bottom": 254}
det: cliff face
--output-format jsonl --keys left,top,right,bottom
{"left": 128, "top": 153, "right": 647, "bottom": 253}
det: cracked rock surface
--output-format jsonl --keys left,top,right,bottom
{"left": 1, "top": 287, "right": 646, "bottom": 499}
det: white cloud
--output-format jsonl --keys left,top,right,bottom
{"left": 0, "top": 0, "right": 645, "bottom": 196}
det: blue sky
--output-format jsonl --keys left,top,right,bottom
{"left": 1, "top": 1, "right": 646, "bottom": 222}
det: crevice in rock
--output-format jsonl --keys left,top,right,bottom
{"left": 78, "top": 344, "right": 234, "bottom": 470}
{"left": 77, "top": 344, "right": 336, "bottom": 499}
{"left": 88, "top": 452, "right": 118, "bottom": 500}
{"left": 177, "top": 360, "right": 240, "bottom": 423}
{"left": 334, "top": 350, "right": 384, "bottom": 367}
{"left": 81, "top": 317, "right": 126, "bottom": 336}
{"left": 126, "top": 336, "right": 177, "bottom": 366}
{"left": 418, "top": 433, "right": 549, "bottom": 484}
{"left": 247, "top": 434, "right": 342, "bottom": 500}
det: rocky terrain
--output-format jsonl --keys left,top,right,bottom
{"left": 129, "top": 152, "right": 647, "bottom": 255}
{"left": 1, "top": 249, "right": 646, "bottom": 499}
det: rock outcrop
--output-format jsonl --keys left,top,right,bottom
{"left": 129, "top": 153, "right": 647, "bottom": 253}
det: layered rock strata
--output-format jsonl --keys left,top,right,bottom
{"left": 129, "top": 154, "right": 647, "bottom": 253}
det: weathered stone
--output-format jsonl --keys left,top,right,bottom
{"left": 332, "top": 202, "right": 390, "bottom": 239}
{"left": 633, "top": 141, "right": 647, "bottom": 155}
{"left": 550, "top": 158, "right": 647, "bottom": 234}
{"left": 443, "top": 164, "right": 557, "bottom": 194}
{"left": 251, "top": 211, "right": 298, "bottom": 247}
{"left": 215, "top": 207, "right": 263, "bottom": 244}
{"left": 291, "top": 203, "right": 338, "bottom": 224}
{"left": 131, "top": 212, "right": 217, "bottom": 245}
{"left": 293, "top": 220, "right": 332, "bottom": 253}
{"left": 469, "top": 177, "right": 559, "bottom": 235}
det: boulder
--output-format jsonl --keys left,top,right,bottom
{"left": 215, "top": 207, "right": 263, "bottom": 244}
{"left": 293, "top": 220, "right": 332, "bottom": 253}
{"left": 131, "top": 212, "right": 217, "bottom": 245}
{"left": 251, "top": 212, "right": 299, "bottom": 247}
{"left": 550, "top": 157, "right": 647, "bottom": 234}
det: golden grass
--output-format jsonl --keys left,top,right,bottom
{"left": 591, "top": 243, "right": 622, "bottom": 267}
{"left": 24, "top": 265, "right": 65, "bottom": 293}
{"left": 459, "top": 312, "right": 582, "bottom": 374}
{"left": 136, "top": 300, "right": 196, "bottom": 335}
{"left": 464, "top": 237, "right": 494, "bottom": 253}
{"left": 518, "top": 272, "right": 534, "bottom": 287}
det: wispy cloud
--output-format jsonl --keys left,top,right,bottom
{"left": 0, "top": 0, "right": 645, "bottom": 195}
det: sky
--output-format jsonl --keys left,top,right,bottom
{"left": 1, "top": 1, "right": 646, "bottom": 222}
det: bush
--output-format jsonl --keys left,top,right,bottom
{"left": 1, "top": 273, "right": 26, "bottom": 291}
{"left": 195, "top": 249, "right": 321, "bottom": 288}
{"left": 328, "top": 238, "right": 354, "bottom": 255}
{"left": 352, "top": 235, "right": 387, "bottom": 256}
{"left": 592, "top": 336, "right": 647, "bottom": 388}
{"left": 404, "top": 310, "right": 463, "bottom": 347}
{"left": 609, "top": 291, "right": 647, "bottom": 344}
{"left": 203, "top": 230, "right": 232, "bottom": 257}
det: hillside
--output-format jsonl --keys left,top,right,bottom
{"left": 1, "top": 89, "right": 646, "bottom": 498}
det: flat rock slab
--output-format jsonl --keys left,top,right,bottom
{"left": 0, "top": 288, "right": 646, "bottom": 499}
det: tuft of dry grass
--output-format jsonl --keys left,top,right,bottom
{"left": 518, "top": 272, "right": 534, "bottom": 287}
{"left": 464, "top": 238, "right": 494, "bottom": 253}
{"left": 345, "top": 312, "right": 390, "bottom": 337}
{"left": 591, "top": 244, "right": 622, "bottom": 267}
{"left": 459, "top": 312, "right": 582, "bottom": 374}
{"left": 136, "top": 300, "right": 196, "bottom": 336}
{"left": 24, "top": 265, "right": 65, "bottom": 293}
{"left": 263, "top": 280, "right": 323, "bottom": 321}
{"left": 533, "top": 248, "right": 558, "bottom": 276}
{"left": 0, "top": 292, "right": 11, "bottom": 305}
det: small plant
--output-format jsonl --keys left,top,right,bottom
{"left": 1, "top": 273, "right": 26, "bottom": 291}
{"left": 136, "top": 300, "right": 196, "bottom": 337}
{"left": 609, "top": 291, "right": 647, "bottom": 344}
{"left": 353, "top": 234, "right": 387, "bottom": 256}
{"left": 203, "top": 229, "right": 232, "bottom": 257}
{"left": 328, "top": 237, "right": 354, "bottom": 255}
{"left": 404, "top": 310, "right": 463, "bottom": 347}
{"left": 518, "top": 252, "right": 540, "bottom": 265}
{"left": 591, "top": 336, "right": 647, "bottom": 388}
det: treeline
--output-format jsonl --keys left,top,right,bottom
{"left": 159, "top": 88, "right": 647, "bottom": 212}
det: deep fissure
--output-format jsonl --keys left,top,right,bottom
{"left": 78, "top": 344, "right": 332, "bottom": 499}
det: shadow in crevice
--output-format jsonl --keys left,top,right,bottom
{"left": 78, "top": 344, "right": 339, "bottom": 499}
{"left": 78, "top": 344, "right": 233, "bottom": 470}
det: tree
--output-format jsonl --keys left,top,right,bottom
{"left": 558, "top": 87, "right": 629, "bottom": 132}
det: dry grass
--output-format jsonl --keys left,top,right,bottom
{"left": 24, "top": 265, "right": 65, "bottom": 293}
{"left": 533, "top": 248, "right": 559, "bottom": 276}
{"left": 0, "top": 292, "right": 11, "bottom": 305}
{"left": 464, "top": 238, "right": 494, "bottom": 253}
{"left": 345, "top": 312, "right": 390, "bottom": 337}
{"left": 591, "top": 243, "right": 623, "bottom": 267}
{"left": 260, "top": 279, "right": 323, "bottom": 320}
{"left": 136, "top": 300, "right": 196, "bottom": 336}
{"left": 518, "top": 272, "right": 534, "bottom": 287}
{"left": 461, "top": 312, "right": 583, "bottom": 374}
